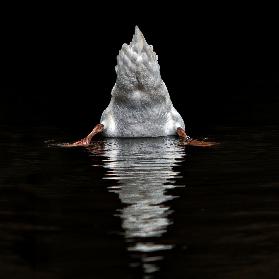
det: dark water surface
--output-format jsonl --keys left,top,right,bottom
{"left": 1, "top": 124, "right": 279, "bottom": 279}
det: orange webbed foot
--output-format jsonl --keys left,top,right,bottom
{"left": 62, "top": 124, "right": 104, "bottom": 148}
{"left": 177, "top": 127, "right": 218, "bottom": 148}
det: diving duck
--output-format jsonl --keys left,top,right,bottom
{"left": 71, "top": 26, "right": 215, "bottom": 147}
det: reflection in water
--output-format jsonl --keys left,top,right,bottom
{"left": 88, "top": 137, "right": 185, "bottom": 277}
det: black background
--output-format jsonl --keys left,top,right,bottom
{"left": 1, "top": 4, "right": 279, "bottom": 135}
{"left": 1, "top": 5, "right": 279, "bottom": 279}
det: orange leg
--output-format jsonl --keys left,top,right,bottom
{"left": 66, "top": 124, "right": 104, "bottom": 147}
{"left": 176, "top": 127, "right": 218, "bottom": 147}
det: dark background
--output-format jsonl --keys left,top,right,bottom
{"left": 1, "top": 5, "right": 279, "bottom": 279}
{"left": 1, "top": 5, "right": 279, "bottom": 133}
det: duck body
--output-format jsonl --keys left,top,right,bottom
{"left": 100, "top": 26, "right": 185, "bottom": 138}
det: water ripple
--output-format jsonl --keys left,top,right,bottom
{"left": 88, "top": 137, "right": 186, "bottom": 276}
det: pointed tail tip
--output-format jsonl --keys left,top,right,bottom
{"left": 133, "top": 25, "right": 146, "bottom": 42}
{"left": 134, "top": 25, "right": 142, "bottom": 36}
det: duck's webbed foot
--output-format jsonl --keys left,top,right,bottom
{"left": 66, "top": 124, "right": 104, "bottom": 147}
{"left": 176, "top": 127, "right": 218, "bottom": 147}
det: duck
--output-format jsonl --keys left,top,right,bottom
{"left": 70, "top": 26, "right": 215, "bottom": 147}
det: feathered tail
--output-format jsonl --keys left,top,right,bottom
{"left": 115, "top": 26, "right": 161, "bottom": 91}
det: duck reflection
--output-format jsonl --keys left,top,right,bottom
{"left": 89, "top": 137, "right": 185, "bottom": 277}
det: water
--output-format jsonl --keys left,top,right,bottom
{"left": 1, "top": 124, "right": 279, "bottom": 278}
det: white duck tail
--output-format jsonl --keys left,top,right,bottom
{"left": 101, "top": 26, "right": 185, "bottom": 137}
{"left": 115, "top": 26, "right": 161, "bottom": 92}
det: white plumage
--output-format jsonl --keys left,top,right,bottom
{"left": 101, "top": 26, "right": 185, "bottom": 137}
